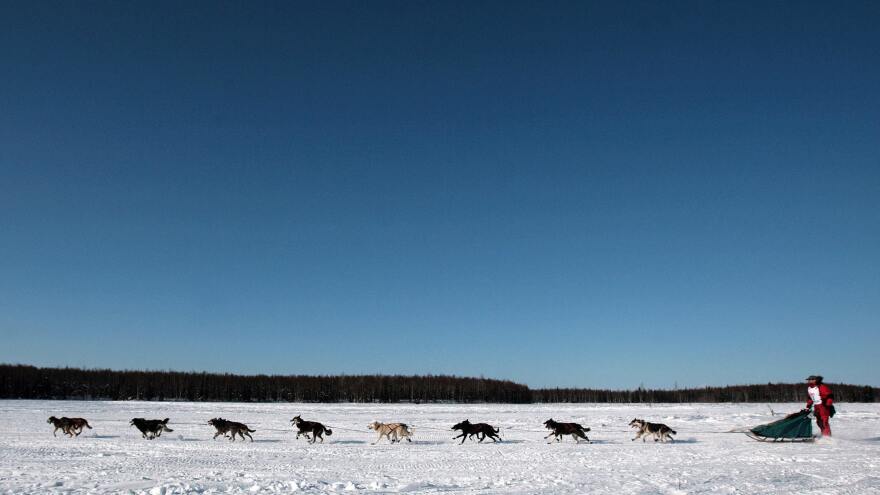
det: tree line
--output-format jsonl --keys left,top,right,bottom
{"left": 0, "top": 364, "right": 531, "bottom": 403}
{"left": 1, "top": 364, "right": 877, "bottom": 403}
{"left": 531, "top": 383, "right": 880, "bottom": 403}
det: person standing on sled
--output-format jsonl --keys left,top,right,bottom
{"left": 804, "top": 375, "right": 834, "bottom": 437}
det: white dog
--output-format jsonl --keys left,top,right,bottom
{"left": 367, "top": 421, "right": 413, "bottom": 444}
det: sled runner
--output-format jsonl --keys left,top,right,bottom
{"left": 745, "top": 409, "right": 814, "bottom": 442}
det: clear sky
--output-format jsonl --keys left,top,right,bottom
{"left": 1, "top": 1, "right": 878, "bottom": 389}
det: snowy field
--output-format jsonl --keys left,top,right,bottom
{"left": 1, "top": 400, "right": 878, "bottom": 494}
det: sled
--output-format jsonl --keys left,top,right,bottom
{"left": 745, "top": 409, "right": 814, "bottom": 442}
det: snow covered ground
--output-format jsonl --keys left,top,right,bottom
{"left": 0, "top": 400, "right": 878, "bottom": 494}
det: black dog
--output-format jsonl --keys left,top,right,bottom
{"left": 130, "top": 418, "right": 173, "bottom": 439}
{"left": 452, "top": 419, "right": 501, "bottom": 444}
{"left": 291, "top": 415, "right": 333, "bottom": 443}
{"left": 543, "top": 418, "right": 591, "bottom": 443}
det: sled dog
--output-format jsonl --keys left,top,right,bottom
{"left": 47, "top": 416, "right": 92, "bottom": 437}
{"left": 629, "top": 418, "right": 676, "bottom": 442}
{"left": 291, "top": 415, "right": 333, "bottom": 443}
{"left": 368, "top": 421, "right": 413, "bottom": 444}
{"left": 47, "top": 416, "right": 73, "bottom": 437}
{"left": 452, "top": 419, "right": 501, "bottom": 444}
{"left": 208, "top": 418, "right": 255, "bottom": 441}
{"left": 130, "top": 418, "right": 173, "bottom": 439}
{"left": 543, "top": 418, "right": 591, "bottom": 443}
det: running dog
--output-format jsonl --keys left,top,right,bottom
{"left": 291, "top": 415, "right": 332, "bottom": 443}
{"left": 543, "top": 418, "right": 591, "bottom": 443}
{"left": 47, "top": 416, "right": 92, "bottom": 437}
{"left": 208, "top": 418, "right": 255, "bottom": 442}
{"left": 629, "top": 418, "right": 676, "bottom": 442}
{"left": 65, "top": 417, "right": 92, "bottom": 436}
{"left": 130, "top": 418, "right": 173, "bottom": 439}
{"left": 47, "top": 416, "right": 73, "bottom": 437}
{"left": 452, "top": 419, "right": 501, "bottom": 444}
{"left": 367, "top": 421, "right": 413, "bottom": 444}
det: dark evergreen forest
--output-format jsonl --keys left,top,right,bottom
{"left": 2, "top": 364, "right": 877, "bottom": 403}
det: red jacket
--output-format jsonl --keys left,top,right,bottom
{"left": 806, "top": 384, "right": 833, "bottom": 409}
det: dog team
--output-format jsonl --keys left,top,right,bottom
{"left": 46, "top": 414, "right": 676, "bottom": 444}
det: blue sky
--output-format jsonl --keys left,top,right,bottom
{"left": 1, "top": 1, "right": 878, "bottom": 388}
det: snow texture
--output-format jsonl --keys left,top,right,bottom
{"left": 1, "top": 400, "right": 878, "bottom": 494}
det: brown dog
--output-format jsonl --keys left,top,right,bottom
{"left": 47, "top": 416, "right": 72, "bottom": 437}
{"left": 47, "top": 416, "right": 92, "bottom": 437}
{"left": 208, "top": 418, "right": 255, "bottom": 442}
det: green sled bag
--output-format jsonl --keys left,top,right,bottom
{"left": 749, "top": 410, "right": 813, "bottom": 440}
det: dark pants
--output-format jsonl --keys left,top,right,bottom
{"left": 814, "top": 404, "right": 832, "bottom": 436}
